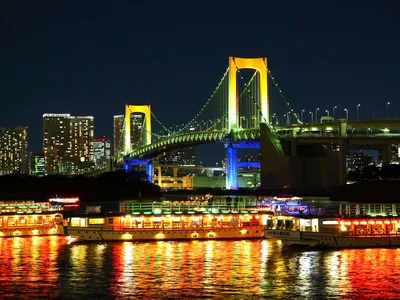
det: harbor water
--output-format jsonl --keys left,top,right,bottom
{"left": 0, "top": 236, "right": 399, "bottom": 299}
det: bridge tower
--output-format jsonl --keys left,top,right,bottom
{"left": 124, "top": 104, "right": 153, "bottom": 183}
{"left": 226, "top": 57, "right": 269, "bottom": 190}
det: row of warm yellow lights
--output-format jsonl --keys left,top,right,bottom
{"left": 121, "top": 215, "right": 259, "bottom": 221}
{"left": 1, "top": 215, "right": 56, "bottom": 220}
{"left": 0, "top": 228, "right": 57, "bottom": 236}
{"left": 121, "top": 229, "right": 249, "bottom": 240}
{"left": 340, "top": 220, "right": 398, "bottom": 226}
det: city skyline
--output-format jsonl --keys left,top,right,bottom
{"left": 3, "top": 1, "right": 400, "bottom": 165}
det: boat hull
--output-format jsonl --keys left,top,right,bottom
{"left": 266, "top": 229, "right": 400, "bottom": 249}
{"left": 67, "top": 225, "right": 266, "bottom": 242}
{"left": 0, "top": 225, "right": 65, "bottom": 238}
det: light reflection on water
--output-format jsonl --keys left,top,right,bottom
{"left": 0, "top": 237, "right": 400, "bottom": 299}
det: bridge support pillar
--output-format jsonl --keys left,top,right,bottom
{"left": 226, "top": 144, "right": 239, "bottom": 190}
{"left": 381, "top": 144, "right": 392, "bottom": 165}
{"left": 338, "top": 139, "right": 347, "bottom": 186}
{"left": 173, "top": 167, "right": 179, "bottom": 178}
{"left": 157, "top": 167, "right": 162, "bottom": 187}
{"left": 291, "top": 140, "right": 297, "bottom": 156}
{"left": 146, "top": 160, "right": 153, "bottom": 183}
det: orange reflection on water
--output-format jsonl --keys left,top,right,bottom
{"left": 0, "top": 236, "right": 67, "bottom": 299}
{"left": 340, "top": 248, "right": 400, "bottom": 299}
{"left": 1, "top": 237, "right": 400, "bottom": 298}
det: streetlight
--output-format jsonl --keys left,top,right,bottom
{"left": 344, "top": 108, "right": 348, "bottom": 121}
{"left": 357, "top": 104, "right": 361, "bottom": 121}
{"left": 333, "top": 106, "right": 337, "bottom": 120}
{"left": 387, "top": 102, "right": 391, "bottom": 120}
{"left": 309, "top": 111, "right": 313, "bottom": 123}
{"left": 325, "top": 110, "right": 330, "bottom": 117}
{"left": 301, "top": 109, "right": 305, "bottom": 123}
{"left": 240, "top": 116, "right": 245, "bottom": 129}
{"left": 283, "top": 114, "right": 287, "bottom": 125}
{"left": 315, "top": 108, "right": 320, "bottom": 123}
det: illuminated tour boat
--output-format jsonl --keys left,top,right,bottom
{"left": 66, "top": 196, "right": 271, "bottom": 242}
{"left": 265, "top": 202, "right": 400, "bottom": 248}
{"left": 0, "top": 201, "right": 65, "bottom": 238}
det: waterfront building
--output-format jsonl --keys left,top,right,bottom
{"left": 43, "top": 114, "right": 71, "bottom": 174}
{"left": 0, "top": 126, "right": 28, "bottom": 175}
{"left": 113, "top": 115, "right": 125, "bottom": 158}
{"left": 129, "top": 113, "right": 146, "bottom": 149}
{"left": 158, "top": 147, "right": 196, "bottom": 166}
{"left": 29, "top": 152, "right": 46, "bottom": 176}
{"left": 43, "top": 113, "right": 94, "bottom": 175}
{"left": 94, "top": 137, "right": 111, "bottom": 170}
{"left": 391, "top": 144, "right": 400, "bottom": 163}
{"left": 69, "top": 116, "right": 94, "bottom": 173}
{"left": 347, "top": 152, "right": 373, "bottom": 171}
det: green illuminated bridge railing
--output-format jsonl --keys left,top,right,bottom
{"left": 127, "top": 129, "right": 261, "bottom": 159}
{"left": 127, "top": 124, "right": 400, "bottom": 160}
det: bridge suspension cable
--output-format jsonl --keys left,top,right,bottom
{"left": 267, "top": 65, "right": 302, "bottom": 125}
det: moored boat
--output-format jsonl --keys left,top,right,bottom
{"left": 0, "top": 201, "right": 65, "bottom": 238}
{"left": 66, "top": 197, "right": 272, "bottom": 242}
{"left": 265, "top": 202, "right": 400, "bottom": 248}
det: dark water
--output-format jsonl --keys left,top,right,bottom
{"left": 0, "top": 237, "right": 400, "bottom": 299}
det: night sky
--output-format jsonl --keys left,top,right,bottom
{"left": 2, "top": 1, "right": 400, "bottom": 165}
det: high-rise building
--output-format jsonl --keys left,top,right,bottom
{"left": 130, "top": 113, "right": 146, "bottom": 149}
{"left": 43, "top": 114, "right": 71, "bottom": 174}
{"left": 29, "top": 152, "right": 46, "bottom": 176}
{"left": 0, "top": 126, "right": 28, "bottom": 175}
{"left": 70, "top": 116, "right": 94, "bottom": 173}
{"left": 94, "top": 137, "right": 111, "bottom": 169}
{"left": 113, "top": 115, "right": 124, "bottom": 158}
{"left": 159, "top": 147, "right": 195, "bottom": 166}
{"left": 43, "top": 113, "right": 94, "bottom": 175}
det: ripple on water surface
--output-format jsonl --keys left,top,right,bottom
{"left": 0, "top": 237, "right": 400, "bottom": 299}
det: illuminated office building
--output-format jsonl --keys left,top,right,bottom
{"left": 94, "top": 137, "right": 111, "bottom": 169}
{"left": 130, "top": 113, "right": 146, "bottom": 149}
{"left": 159, "top": 147, "right": 196, "bottom": 166}
{"left": 113, "top": 115, "right": 124, "bottom": 158}
{"left": 0, "top": 126, "right": 28, "bottom": 175}
{"left": 43, "top": 114, "right": 71, "bottom": 174}
{"left": 29, "top": 152, "right": 46, "bottom": 176}
{"left": 43, "top": 114, "right": 94, "bottom": 175}
{"left": 70, "top": 116, "right": 94, "bottom": 173}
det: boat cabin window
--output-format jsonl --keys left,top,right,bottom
{"left": 17, "top": 218, "right": 26, "bottom": 226}
{"left": 108, "top": 218, "right": 113, "bottom": 224}
{"left": 7, "top": 217, "right": 16, "bottom": 226}
{"left": 0, "top": 218, "right": 2, "bottom": 227}
{"left": 70, "top": 217, "right": 87, "bottom": 227}
{"left": 89, "top": 218, "right": 105, "bottom": 225}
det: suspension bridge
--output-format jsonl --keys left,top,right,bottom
{"left": 117, "top": 57, "right": 400, "bottom": 190}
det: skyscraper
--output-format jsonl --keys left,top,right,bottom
{"left": 0, "top": 126, "right": 28, "bottom": 175}
{"left": 43, "top": 114, "right": 71, "bottom": 174}
{"left": 29, "top": 152, "right": 46, "bottom": 176}
{"left": 159, "top": 147, "right": 196, "bottom": 166}
{"left": 43, "top": 113, "right": 94, "bottom": 175}
{"left": 94, "top": 137, "right": 111, "bottom": 169}
{"left": 70, "top": 116, "right": 94, "bottom": 173}
{"left": 113, "top": 115, "right": 124, "bottom": 158}
{"left": 130, "top": 113, "right": 146, "bottom": 149}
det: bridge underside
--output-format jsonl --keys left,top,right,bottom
{"left": 124, "top": 121, "right": 400, "bottom": 190}
{"left": 125, "top": 129, "right": 261, "bottom": 161}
